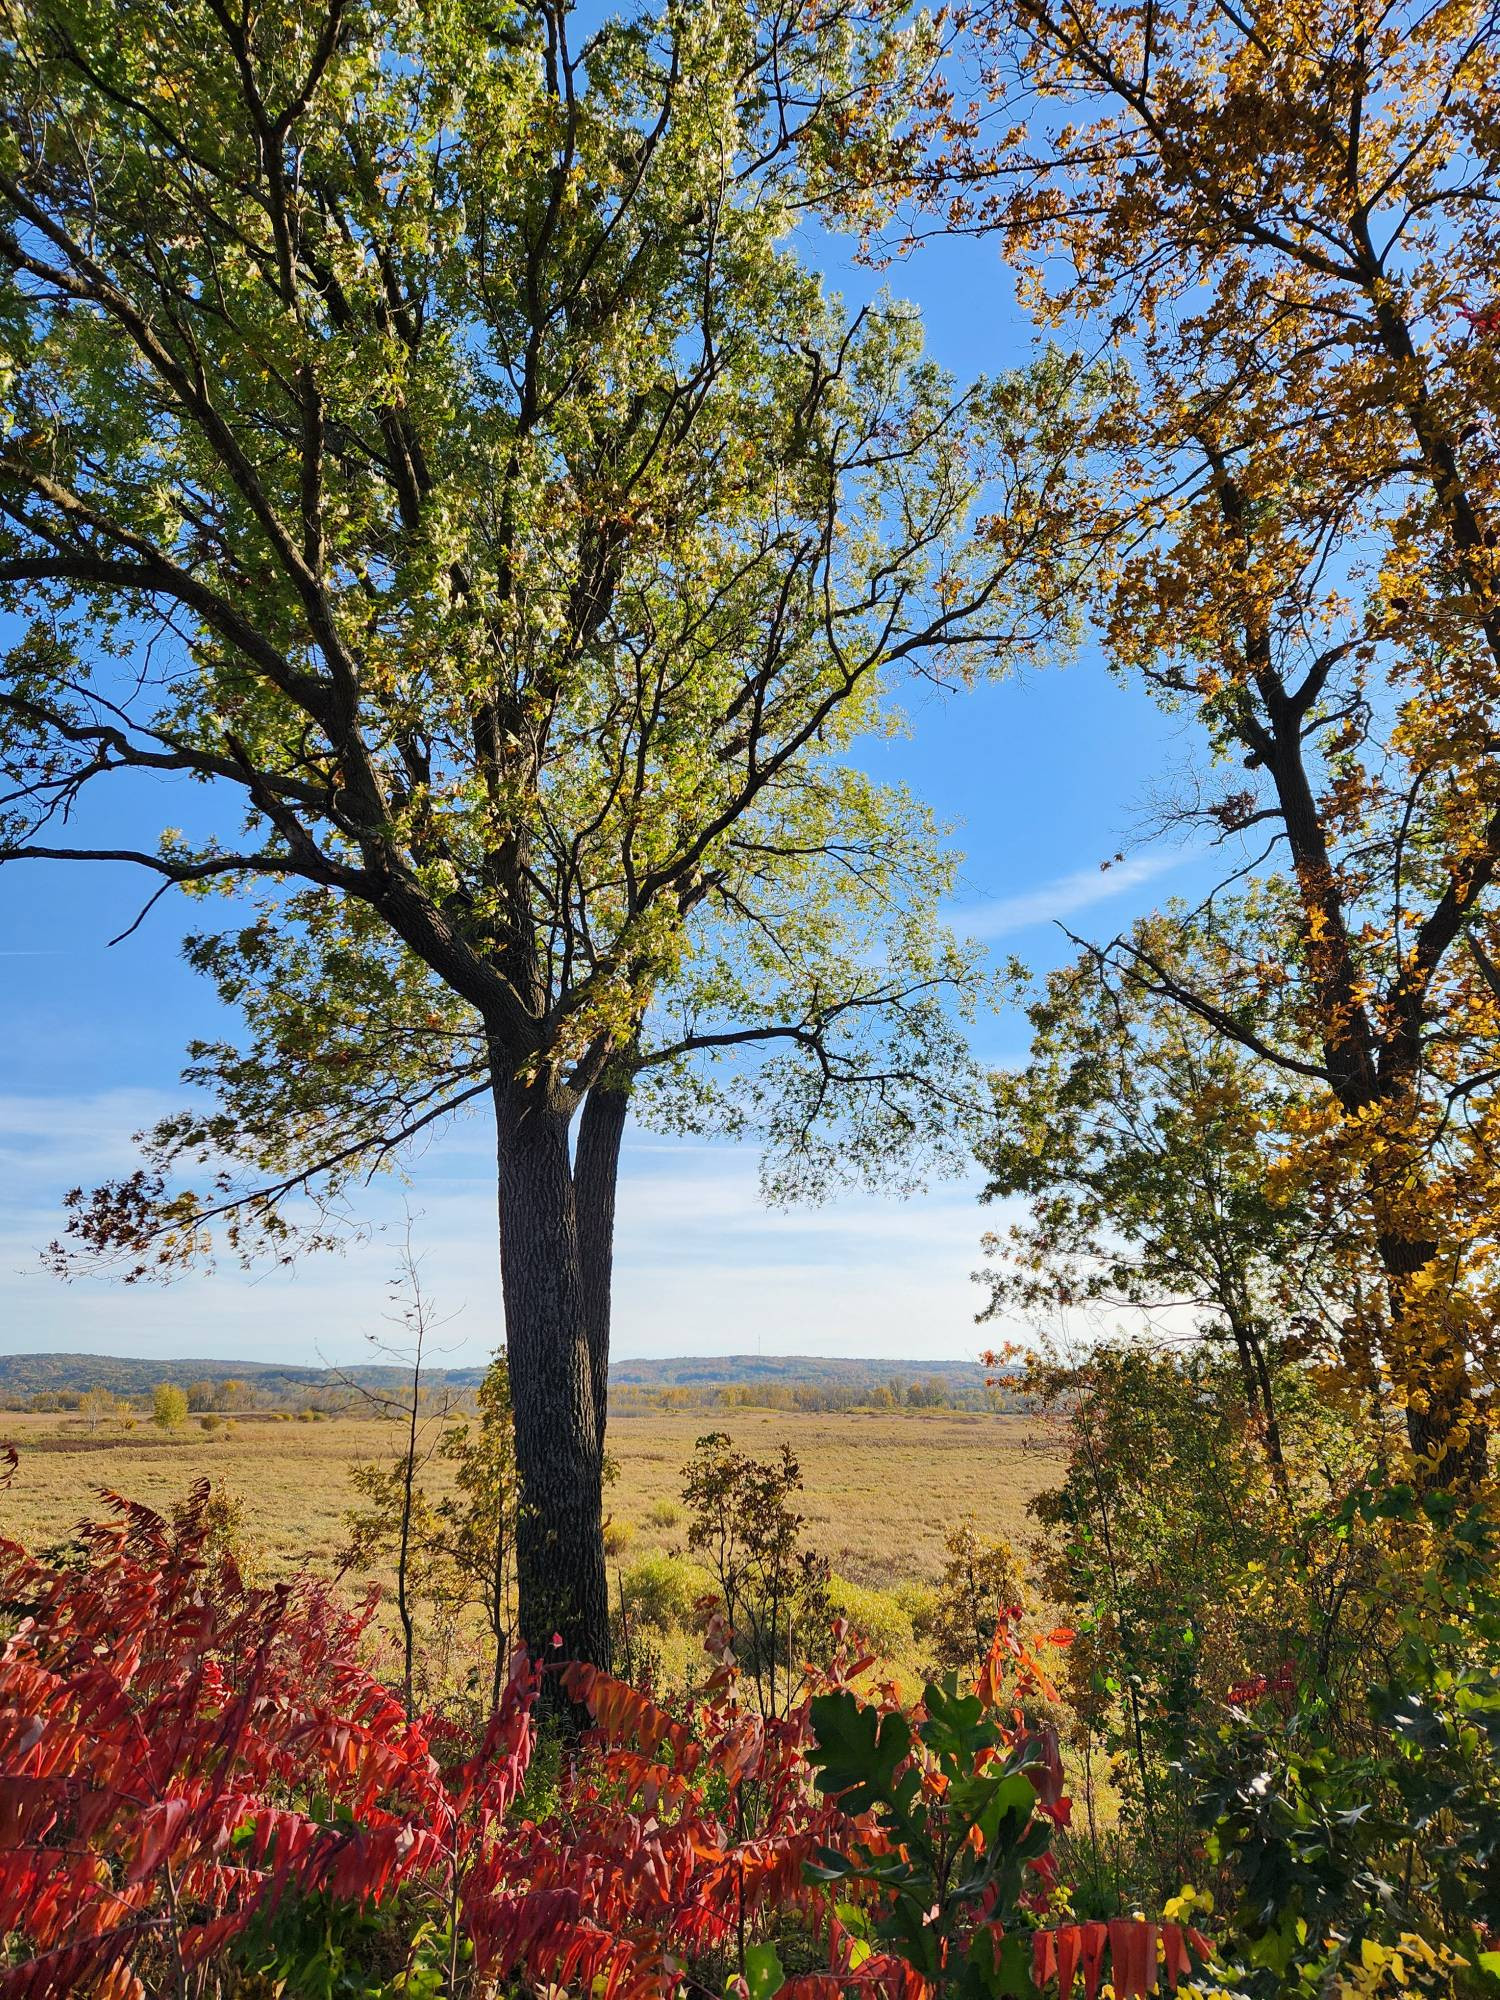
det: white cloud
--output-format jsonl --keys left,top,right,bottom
{"left": 0, "top": 1091, "right": 1010, "bottom": 1368}
{"left": 951, "top": 848, "right": 1191, "bottom": 940}
{"left": 0, "top": 1089, "right": 180, "bottom": 1180}
{"left": 604, "top": 1143, "right": 1009, "bottom": 1360}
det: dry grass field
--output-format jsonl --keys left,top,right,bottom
{"left": 606, "top": 1404, "right": 1055, "bottom": 1589}
{"left": 0, "top": 1402, "right": 1056, "bottom": 1598}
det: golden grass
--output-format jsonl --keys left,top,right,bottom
{"left": 605, "top": 1404, "right": 1055, "bottom": 1589}
{"left": 0, "top": 1403, "right": 1057, "bottom": 1600}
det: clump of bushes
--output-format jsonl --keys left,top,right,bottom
{"left": 616, "top": 1550, "right": 712, "bottom": 1633}
{"left": 889, "top": 1578, "right": 937, "bottom": 1634}
{"left": 0, "top": 1474, "right": 1219, "bottom": 2000}
{"left": 609, "top": 1434, "right": 952, "bottom": 1705}
{"left": 823, "top": 1576, "right": 914, "bottom": 1663}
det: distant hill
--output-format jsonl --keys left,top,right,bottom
{"left": 0, "top": 1350, "right": 992, "bottom": 1399}
{"left": 0, "top": 1352, "right": 482, "bottom": 1400}
{"left": 610, "top": 1355, "right": 990, "bottom": 1389}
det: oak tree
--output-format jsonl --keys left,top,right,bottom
{"left": 0, "top": 0, "right": 1063, "bottom": 1660}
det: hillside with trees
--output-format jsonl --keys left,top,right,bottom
{"left": 0, "top": 1350, "right": 1006, "bottom": 1410}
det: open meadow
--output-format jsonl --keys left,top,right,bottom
{"left": 0, "top": 1402, "right": 1056, "bottom": 1602}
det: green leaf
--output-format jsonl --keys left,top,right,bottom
{"left": 920, "top": 1676, "right": 994, "bottom": 1763}
{"left": 807, "top": 1690, "right": 912, "bottom": 1814}
{"left": 983, "top": 1771, "right": 1043, "bottom": 1842}
{"left": 743, "top": 1942, "right": 785, "bottom": 2000}
{"left": 991, "top": 1927, "right": 1040, "bottom": 1998}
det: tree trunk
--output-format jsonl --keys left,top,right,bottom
{"left": 574, "top": 1076, "right": 630, "bottom": 1443}
{"left": 1252, "top": 684, "right": 1488, "bottom": 1492}
{"left": 1226, "top": 1312, "right": 1289, "bottom": 1500}
{"left": 492, "top": 1070, "right": 611, "bottom": 1672}
{"left": 1246, "top": 1331, "right": 1290, "bottom": 1496}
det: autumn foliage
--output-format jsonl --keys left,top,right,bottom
{"left": 0, "top": 1481, "right": 1216, "bottom": 1999}
{"left": 0, "top": 1481, "right": 536, "bottom": 1997}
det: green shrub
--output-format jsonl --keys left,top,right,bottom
{"left": 645, "top": 1498, "right": 681, "bottom": 1530}
{"left": 603, "top": 1517, "right": 634, "bottom": 1558}
{"left": 1190, "top": 1490, "right": 1500, "bottom": 1994}
{"left": 890, "top": 1580, "right": 937, "bottom": 1634}
{"left": 618, "top": 1552, "right": 711, "bottom": 1633}
{"left": 151, "top": 1383, "right": 188, "bottom": 1431}
{"left": 824, "top": 1576, "right": 914, "bottom": 1663}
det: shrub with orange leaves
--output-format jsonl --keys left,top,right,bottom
{"left": 0, "top": 1479, "right": 1220, "bottom": 1999}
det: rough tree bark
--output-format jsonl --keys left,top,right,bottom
{"left": 492, "top": 1068, "right": 611, "bottom": 1673}
{"left": 574, "top": 1076, "right": 631, "bottom": 1447}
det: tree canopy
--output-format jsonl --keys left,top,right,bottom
{"left": 893, "top": 0, "right": 1500, "bottom": 1482}
{"left": 0, "top": 0, "right": 1074, "bottom": 1247}
{"left": 976, "top": 905, "right": 1375, "bottom": 1485}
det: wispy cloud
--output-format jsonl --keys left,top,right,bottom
{"left": 0, "top": 1093, "right": 1009, "bottom": 1367}
{"left": 0, "top": 1088, "right": 183, "bottom": 1182}
{"left": 951, "top": 849, "right": 1192, "bottom": 940}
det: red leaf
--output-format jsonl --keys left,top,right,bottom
{"left": 125, "top": 1798, "right": 191, "bottom": 1885}
{"left": 1056, "top": 1924, "right": 1083, "bottom": 2000}
{"left": 1162, "top": 1922, "right": 1189, "bottom": 1990}
{"left": 1080, "top": 1921, "right": 1110, "bottom": 2000}
{"left": 1034, "top": 1929, "right": 1058, "bottom": 1989}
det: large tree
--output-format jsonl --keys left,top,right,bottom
{"left": 894, "top": 0, "right": 1500, "bottom": 1483}
{"left": 0, "top": 0, "right": 1063, "bottom": 1662}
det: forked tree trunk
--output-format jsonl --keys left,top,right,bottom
{"left": 492, "top": 1070, "right": 612, "bottom": 1672}
{"left": 575, "top": 1077, "right": 630, "bottom": 1443}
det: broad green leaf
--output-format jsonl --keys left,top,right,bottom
{"left": 743, "top": 1942, "right": 785, "bottom": 2000}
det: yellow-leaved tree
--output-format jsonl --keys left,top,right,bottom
{"left": 894, "top": 0, "right": 1500, "bottom": 1484}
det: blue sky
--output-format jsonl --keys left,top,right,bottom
{"left": 0, "top": 226, "right": 1221, "bottom": 1371}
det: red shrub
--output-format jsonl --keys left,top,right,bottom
{"left": 0, "top": 1481, "right": 1212, "bottom": 1999}
{"left": 0, "top": 1482, "right": 539, "bottom": 1996}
